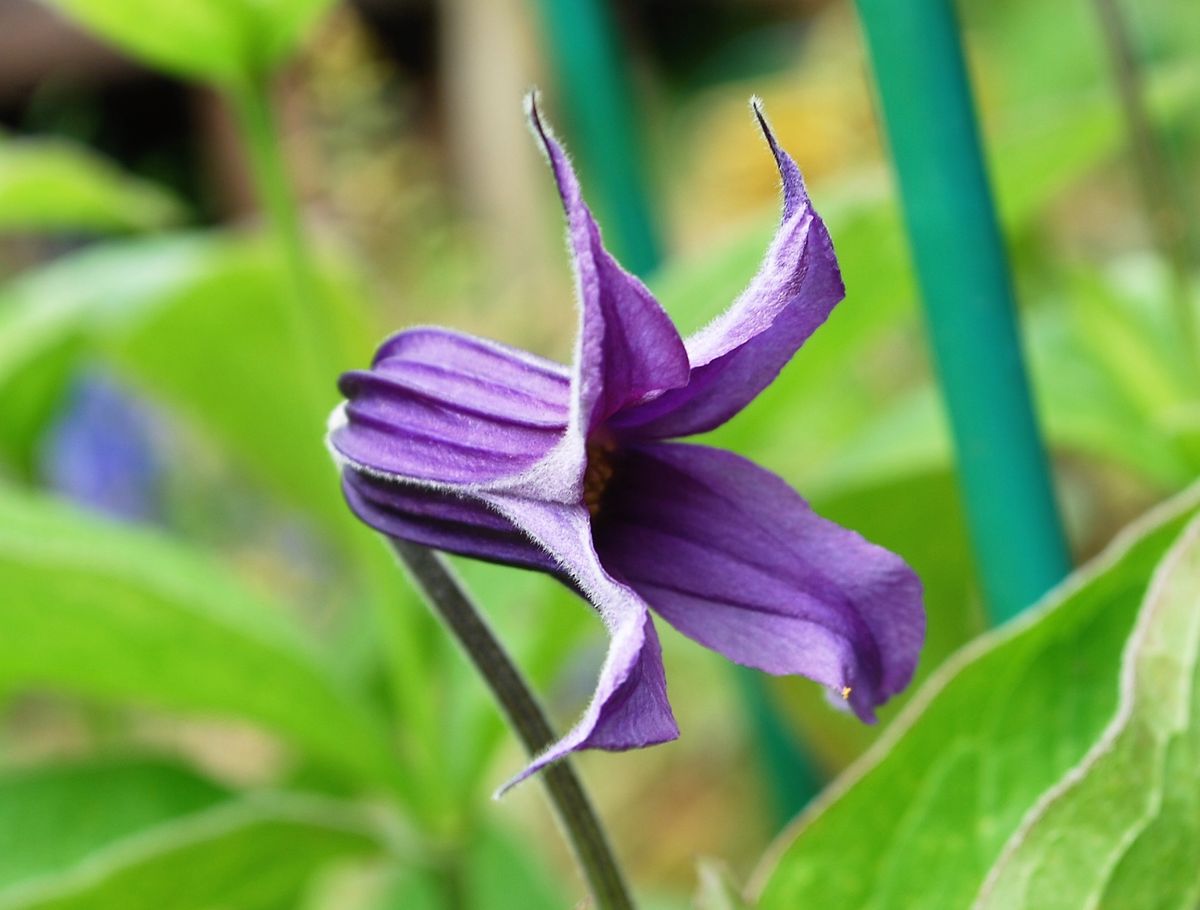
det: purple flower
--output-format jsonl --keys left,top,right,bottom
{"left": 43, "top": 372, "right": 163, "bottom": 524}
{"left": 328, "top": 95, "right": 924, "bottom": 791}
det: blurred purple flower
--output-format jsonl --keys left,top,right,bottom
{"left": 329, "top": 96, "right": 924, "bottom": 790}
{"left": 43, "top": 371, "right": 163, "bottom": 523}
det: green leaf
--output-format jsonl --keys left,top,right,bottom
{"left": 0, "top": 139, "right": 185, "bottom": 234}
{"left": 0, "top": 234, "right": 226, "bottom": 476}
{"left": 0, "top": 235, "right": 214, "bottom": 390}
{"left": 1027, "top": 301, "right": 1193, "bottom": 491}
{"left": 0, "top": 487, "right": 399, "bottom": 794}
{"left": 751, "top": 482, "right": 1200, "bottom": 909}
{"left": 45, "top": 0, "right": 251, "bottom": 84}
{"left": 0, "top": 233, "right": 436, "bottom": 801}
{"left": 461, "top": 824, "right": 566, "bottom": 910}
{"left": 976, "top": 514, "right": 1200, "bottom": 908}
{"left": 46, "top": 0, "right": 335, "bottom": 84}
{"left": 0, "top": 795, "right": 383, "bottom": 910}
{"left": 372, "top": 823, "right": 566, "bottom": 910}
{"left": 102, "top": 236, "right": 372, "bottom": 532}
{"left": 0, "top": 232, "right": 372, "bottom": 531}
{"left": 0, "top": 759, "right": 228, "bottom": 892}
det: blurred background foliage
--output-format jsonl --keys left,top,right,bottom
{"left": 0, "top": 0, "right": 1197, "bottom": 907}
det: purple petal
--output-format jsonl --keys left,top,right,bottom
{"left": 342, "top": 471, "right": 557, "bottom": 573}
{"left": 478, "top": 496, "right": 679, "bottom": 793}
{"left": 527, "top": 95, "right": 690, "bottom": 434}
{"left": 329, "top": 327, "right": 571, "bottom": 485}
{"left": 591, "top": 442, "right": 924, "bottom": 720}
{"left": 610, "top": 101, "right": 845, "bottom": 439}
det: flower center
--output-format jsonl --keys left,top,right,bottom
{"left": 583, "top": 440, "right": 617, "bottom": 517}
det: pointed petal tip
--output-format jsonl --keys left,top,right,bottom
{"left": 836, "top": 683, "right": 881, "bottom": 724}
{"left": 749, "top": 95, "right": 780, "bottom": 157}
{"left": 491, "top": 712, "right": 683, "bottom": 800}
{"left": 524, "top": 88, "right": 555, "bottom": 158}
{"left": 523, "top": 90, "right": 582, "bottom": 216}
{"left": 493, "top": 760, "right": 541, "bottom": 800}
{"left": 746, "top": 95, "right": 810, "bottom": 219}
{"left": 523, "top": 88, "right": 542, "bottom": 126}
{"left": 749, "top": 94, "right": 765, "bottom": 124}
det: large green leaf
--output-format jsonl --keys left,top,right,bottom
{"left": 0, "top": 235, "right": 226, "bottom": 478}
{"left": 0, "top": 795, "right": 382, "bottom": 910}
{"left": 0, "top": 233, "right": 439, "bottom": 807}
{"left": 0, "top": 487, "right": 399, "bottom": 794}
{"left": 0, "top": 232, "right": 371, "bottom": 530}
{"left": 0, "top": 759, "right": 228, "bottom": 893}
{"left": 46, "top": 0, "right": 336, "bottom": 84}
{"left": 751, "top": 482, "right": 1200, "bottom": 909}
{"left": 0, "top": 235, "right": 209, "bottom": 389}
{"left": 106, "top": 241, "right": 373, "bottom": 532}
{"left": 0, "top": 139, "right": 184, "bottom": 235}
{"left": 976, "top": 514, "right": 1200, "bottom": 908}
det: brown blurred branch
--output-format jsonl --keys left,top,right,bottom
{"left": 1093, "top": 0, "right": 1198, "bottom": 369}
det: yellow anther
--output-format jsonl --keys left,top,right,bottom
{"left": 841, "top": 686, "right": 852, "bottom": 700}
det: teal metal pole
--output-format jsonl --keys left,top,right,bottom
{"left": 735, "top": 672, "right": 822, "bottom": 825}
{"left": 855, "top": 0, "right": 1072, "bottom": 622}
{"left": 531, "top": 0, "right": 662, "bottom": 273}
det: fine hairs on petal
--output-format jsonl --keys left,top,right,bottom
{"left": 481, "top": 496, "right": 678, "bottom": 796}
{"left": 329, "top": 94, "right": 921, "bottom": 792}
{"left": 524, "top": 88, "right": 594, "bottom": 444}
{"left": 749, "top": 95, "right": 810, "bottom": 221}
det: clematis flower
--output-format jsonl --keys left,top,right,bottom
{"left": 328, "top": 94, "right": 924, "bottom": 792}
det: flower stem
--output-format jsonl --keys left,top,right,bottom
{"left": 390, "top": 539, "right": 636, "bottom": 910}
{"left": 226, "top": 74, "right": 332, "bottom": 391}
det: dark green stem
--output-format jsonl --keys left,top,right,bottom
{"left": 391, "top": 540, "right": 635, "bottom": 910}
{"left": 855, "top": 0, "right": 1072, "bottom": 622}
{"left": 227, "top": 75, "right": 330, "bottom": 386}
{"left": 1092, "top": 0, "right": 1198, "bottom": 377}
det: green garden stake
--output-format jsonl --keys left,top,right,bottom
{"left": 855, "top": 0, "right": 1072, "bottom": 622}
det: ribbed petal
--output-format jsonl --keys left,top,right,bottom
{"left": 610, "top": 102, "right": 845, "bottom": 440}
{"left": 479, "top": 495, "right": 679, "bottom": 793}
{"left": 329, "top": 326, "right": 571, "bottom": 486}
{"left": 342, "top": 471, "right": 557, "bottom": 573}
{"left": 527, "top": 95, "right": 690, "bottom": 436}
{"left": 592, "top": 442, "right": 924, "bottom": 720}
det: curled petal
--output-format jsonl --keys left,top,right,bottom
{"left": 610, "top": 100, "right": 845, "bottom": 439}
{"left": 592, "top": 442, "right": 924, "bottom": 720}
{"left": 342, "top": 471, "right": 557, "bottom": 573}
{"left": 329, "top": 326, "right": 570, "bottom": 486}
{"left": 527, "top": 94, "right": 691, "bottom": 435}
{"left": 480, "top": 496, "right": 679, "bottom": 793}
